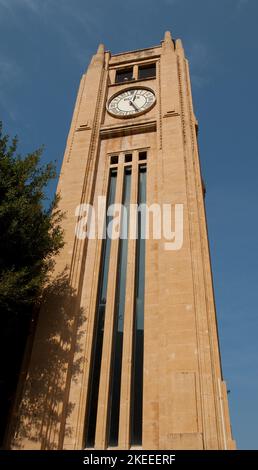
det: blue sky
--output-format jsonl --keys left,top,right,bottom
{"left": 0, "top": 0, "right": 257, "bottom": 449}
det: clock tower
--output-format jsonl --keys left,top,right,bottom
{"left": 10, "top": 32, "right": 235, "bottom": 450}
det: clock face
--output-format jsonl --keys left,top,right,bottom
{"left": 107, "top": 87, "right": 156, "bottom": 118}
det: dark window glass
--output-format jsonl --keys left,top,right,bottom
{"left": 115, "top": 67, "right": 133, "bottom": 83}
{"left": 130, "top": 164, "right": 146, "bottom": 446}
{"left": 139, "top": 151, "right": 147, "bottom": 161}
{"left": 108, "top": 167, "right": 132, "bottom": 447}
{"left": 84, "top": 169, "right": 117, "bottom": 448}
{"left": 138, "top": 63, "right": 156, "bottom": 80}
{"left": 110, "top": 155, "right": 118, "bottom": 165}
{"left": 125, "top": 154, "right": 132, "bottom": 163}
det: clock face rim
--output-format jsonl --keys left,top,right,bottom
{"left": 106, "top": 86, "right": 156, "bottom": 119}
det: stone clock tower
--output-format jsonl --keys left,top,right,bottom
{"left": 10, "top": 32, "right": 235, "bottom": 450}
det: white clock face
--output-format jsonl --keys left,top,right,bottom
{"left": 107, "top": 88, "right": 156, "bottom": 117}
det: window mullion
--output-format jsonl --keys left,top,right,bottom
{"left": 118, "top": 151, "right": 139, "bottom": 448}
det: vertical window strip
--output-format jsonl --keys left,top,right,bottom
{"left": 130, "top": 164, "right": 146, "bottom": 446}
{"left": 108, "top": 167, "right": 132, "bottom": 447}
{"left": 85, "top": 169, "right": 117, "bottom": 448}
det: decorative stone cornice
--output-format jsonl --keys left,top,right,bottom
{"left": 100, "top": 120, "right": 156, "bottom": 139}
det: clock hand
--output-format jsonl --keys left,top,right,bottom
{"left": 129, "top": 100, "right": 139, "bottom": 111}
{"left": 132, "top": 90, "right": 137, "bottom": 102}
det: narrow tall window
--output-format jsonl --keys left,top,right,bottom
{"left": 108, "top": 167, "right": 132, "bottom": 447}
{"left": 130, "top": 164, "right": 146, "bottom": 446}
{"left": 84, "top": 169, "right": 117, "bottom": 448}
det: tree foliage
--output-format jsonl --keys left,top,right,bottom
{"left": 0, "top": 122, "right": 64, "bottom": 315}
{"left": 0, "top": 122, "right": 64, "bottom": 446}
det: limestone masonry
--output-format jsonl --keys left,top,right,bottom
{"left": 9, "top": 32, "right": 235, "bottom": 450}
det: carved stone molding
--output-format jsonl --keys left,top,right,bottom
{"left": 100, "top": 120, "right": 156, "bottom": 139}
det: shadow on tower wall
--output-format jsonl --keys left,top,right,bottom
{"left": 8, "top": 269, "right": 87, "bottom": 450}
